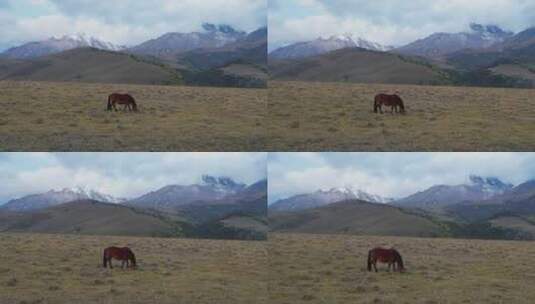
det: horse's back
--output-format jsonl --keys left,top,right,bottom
{"left": 109, "top": 93, "right": 134, "bottom": 102}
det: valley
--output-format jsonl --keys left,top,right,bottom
{"left": 269, "top": 233, "right": 535, "bottom": 304}
{"left": 0, "top": 80, "right": 266, "bottom": 151}
{"left": 267, "top": 80, "right": 535, "bottom": 151}
{"left": 0, "top": 232, "right": 268, "bottom": 304}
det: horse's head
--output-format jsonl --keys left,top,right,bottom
{"left": 395, "top": 95, "right": 406, "bottom": 114}
{"left": 130, "top": 96, "right": 138, "bottom": 112}
{"left": 129, "top": 251, "right": 137, "bottom": 269}
{"left": 392, "top": 249, "right": 405, "bottom": 272}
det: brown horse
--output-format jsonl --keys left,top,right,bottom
{"left": 103, "top": 247, "right": 137, "bottom": 269}
{"left": 367, "top": 247, "right": 405, "bottom": 272}
{"left": 107, "top": 93, "right": 138, "bottom": 112}
{"left": 374, "top": 94, "right": 405, "bottom": 114}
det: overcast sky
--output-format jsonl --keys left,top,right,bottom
{"left": 0, "top": 0, "right": 266, "bottom": 51}
{"left": 269, "top": 0, "right": 535, "bottom": 51}
{"left": 268, "top": 153, "right": 535, "bottom": 204}
{"left": 0, "top": 153, "right": 267, "bottom": 204}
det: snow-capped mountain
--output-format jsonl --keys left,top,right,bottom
{"left": 269, "top": 34, "right": 392, "bottom": 60}
{"left": 128, "top": 23, "right": 246, "bottom": 58}
{"left": 395, "top": 23, "right": 514, "bottom": 59}
{"left": 1, "top": 34, "right": 125, "bottom": 59}
{"left": 1, "top": 187, "right": 125, "bottom": 212}
{"left": 394, "top": 175, "right": 514, "bottom": 209}
{"left": 269, "top": 187, "right": 392, "bottom": 212}
{"left": 126, "top": 175, "right": 247, "bottom": 210}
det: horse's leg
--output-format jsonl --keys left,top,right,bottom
{"left": 388, "top": 263, "right": 391, "bottom": 272}
{"left": 374, "top": 262, "right": 378, "bottom": 273}
{"left": 109, "top": 259, "right": 113, "bottom": 269}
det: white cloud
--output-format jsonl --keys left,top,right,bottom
{"left": 268, "top": 153, "right": 535, "bottom": 203}
{"left": 0, "top": 153, "right": 267, "bottom": 203}
{"left": 0, "top": 0, "right": 266, "bottom": 48}
{"left": 269, "top": 0, "right": 535, "bottom": 50}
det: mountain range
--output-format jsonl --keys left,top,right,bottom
{"left": 0, "top": 176, "right": 267, "bottom": 240}
{"left": 270, "top": 187, "right": 391, "bottom": 212}
{"left": 394, "top": 23, "right": 514, "bottom": 59}
{"left": 0, "top": 23, "right": 267, "bottom": 88}
{"left": 269, "top": 175, "right": 535, "bottom": 240}
{"left": 270, "top": 23, "right": 535, "bottom": 88}
{"left": 1, "top": 34, "right": 125, "bottom": 59}
{"left": 128, "top": 23, "right": 247, "bottom": 59}
{"left": 269, "top": 35, "right": 392, "bottom": 60}
{"left": 2, "top": 186, "right": 125, "bottom": 212}
{"left": 393, "top": 175, "right": 514, "bottom": 210}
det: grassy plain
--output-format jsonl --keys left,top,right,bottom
{"left": 267, "top": 81, "right": 535, "bottom": 151}
{"left": 0, "top": 81, "right": 266, "bottom": 151}
{"left": 269, "top": 233, "right": 535, "bottom": 304}
{"left": 0, "top": 233, "right": 267, "bottom": 304}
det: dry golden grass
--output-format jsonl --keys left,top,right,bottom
{"left": 269, "top": 233, "right": 535, "bottom": 304}
{"left": 0, "top": 81, "right": 266, "bottom": 151}
{"left": 267, "top": 81, "right": 535, "bottom": 151}
{"left": 0, "top": 233, "right": 267, "bottom": 304}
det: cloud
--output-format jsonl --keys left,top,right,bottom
{"left": 0, "top": 153, "right": 267, "bottom": 204}
{"left": 268, "top": 153, "right": 535, "bottom": 204}
{"left": 269, "top": 0, "right": 535, "bottom": 50}
{"left": 0, "top": 0, "right": 266, "bottom": 49}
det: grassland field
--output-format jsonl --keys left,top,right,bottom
{"left": 0, "top": 233, "right": 268, "bottom": 304}
{"left": 269, "top": 233, "right": 535, "bottom": 304}
{"left": 267, "top": 81, "right": 535, "bottom": 151}
{"left": 0, "top": 81, "right": 266, "bottom": 151}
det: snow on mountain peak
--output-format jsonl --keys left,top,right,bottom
{"left": 468, "top": 175, "right": 513, "bottom": 194}
{"left": 200, "top": 175, "right": 246, "bottom": 193}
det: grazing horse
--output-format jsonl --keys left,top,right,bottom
{"left": 367, "top": 247, "right": 405, "bottom": 273}
{"left": 107, "top": 93, "right": 138, "bottom": 112}
{"left": 103, "top": 247, "right": 137, "bottom": 269}
{"left": 374, "top": 94, "right": 405, "bottom": 114}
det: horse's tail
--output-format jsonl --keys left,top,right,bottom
{"left": 367, "top": 250, "right": 373, "bottom": 271}
{"left": 107, "top": 95, "right": 112, "bottom": 111}
{"left": 102, "top": 249, "right": 108, "bottom": 268}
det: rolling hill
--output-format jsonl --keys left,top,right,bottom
{"left": 269, "top": 200, "right": 446, "bottom": 237}
{"left": 442, "top": 27, "right": 535, "bottom": 86}
{"left": 269, "top": 47, "right": 451, "bottom": 85}
{"left": 0, "top": 47, "right": 182, "bottom": 85}
{"left": 0, "top": 200, "right": 188, "bottom": 237}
